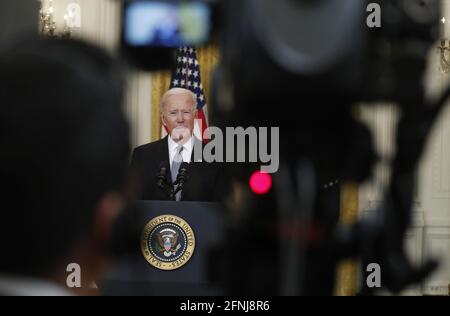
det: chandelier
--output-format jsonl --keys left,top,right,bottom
{"left": 39, "top": 0, "right": 78, "bottom": 39}
{"left": 39, "top": 0, "right": 57, "bottom": 38}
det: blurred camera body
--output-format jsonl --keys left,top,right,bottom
{"left": 210, "top": 0, "right": 441, "bottom": 295}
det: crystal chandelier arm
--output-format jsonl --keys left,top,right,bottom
{"left": 439, "top": 40, "right": 450, "bottom": 74}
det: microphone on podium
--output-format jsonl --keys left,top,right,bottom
{"left": 156, "top": 161, "right": 171, "bottom": 195}
{"left": 173, "top": 162, "right": 189, "bottom": 200}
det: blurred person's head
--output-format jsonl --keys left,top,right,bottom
{"left": 0, "top": 38, "right": 130, "bottom": 292}
{"left": 161, "top": 88, "right": 197, "bottom": 142}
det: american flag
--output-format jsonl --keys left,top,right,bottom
{"left": 164, "top": 46, "right": 208, "bottom": 139}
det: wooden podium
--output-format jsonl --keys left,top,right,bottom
{"left": 100, "top": 201, "right": 226, "bottom": 296}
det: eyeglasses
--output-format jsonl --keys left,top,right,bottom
{"left": 166, "top": 109, "right": 196, "bottom": 118}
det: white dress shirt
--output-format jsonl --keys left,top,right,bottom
{"left": 168, "top": 135, "right": 193, "bottom": 167}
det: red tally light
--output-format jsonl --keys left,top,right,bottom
{"left": 249, "top": 171, "right": 272, "bottom": 195}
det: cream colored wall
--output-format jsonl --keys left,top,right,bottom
{"left": 40, "top": 0, "right": 153, "bottom": 148}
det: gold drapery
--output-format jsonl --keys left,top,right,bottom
{"left": 150, "top": 44, "right": 221, "bottom": 141}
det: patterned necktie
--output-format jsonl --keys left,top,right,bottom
{"left": 172, "top": 145, "right": 184, "bottom": 201}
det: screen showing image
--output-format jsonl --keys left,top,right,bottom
{"left": 124, "top": 1, "right": 210, "bottom": 47}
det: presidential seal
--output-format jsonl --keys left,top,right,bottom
{"left": 141, "top": 215, "right": 195, "bottom": 271}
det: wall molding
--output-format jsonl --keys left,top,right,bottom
{"left": 424, "top": 217, "right": 450, "bottom": 227}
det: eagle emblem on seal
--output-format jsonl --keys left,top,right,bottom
{"left": 157, "top": 228, "right": 182, "bottom": 257}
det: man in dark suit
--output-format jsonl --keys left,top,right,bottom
{"left": 130, "top": 88, "right": 220, "bottom": 201}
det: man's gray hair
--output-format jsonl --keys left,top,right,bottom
{"left": 161, "top": 88, "right": 198, "bottom": 112}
